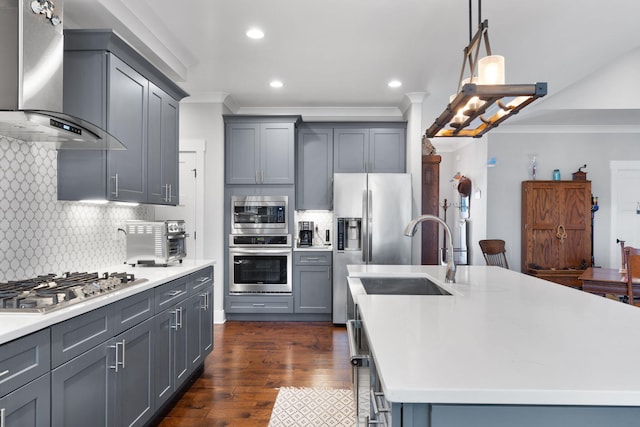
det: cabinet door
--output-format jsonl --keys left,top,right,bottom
{"left": 333, "top": 128, "right": 369, "bottom": 173}
{"left": 200, "top": 288, "right": 214, "bottom": 356}
{"left": 58, "top": 50, "right": 108, "bottom": 201}
{"left": 369, "top": 128, "right": 406, "bottom": 173}
{"left": 0, "top": 374, "right": 50, "bottom": 427}
{"left": 557, "top": 182, "right": 591, "bottom": 268}
{"left": 153, "top": 309, "right": 174, "bottom": 409}
{"left": 261, "top": 122, "right": 295, "bottom": 184}
{"left": 294, "top": 266, "right": 332, "bottom": 313}
{"left": 225, "top": 123, "right": 260, "bottom": 184}
{"left": 296, "top": 127, "right": 334, "bottom": 210}
{"left": 174, "top": 304, "right": 189, "bottom": 390}
{"left": 187, "top": 287, "right": 214, "bottom": 373}
{"left": 147, "top": 82, "right": 179, "bottom": 205}
{"left": 51, "top": 340, "right": 116, "bottom": 427}
{"left": 114, "top": 318, "right": 155, "bottom": 427}
{"left": 154, "top": 303, "right": 188, "bottom": 410}
{"left": 522, "top": 182, "right": 559, "bottom": 269}
{"left": 186, "top": 294, "right": 203, "bottom": 372}
{"left": 107, "top": 54, "right": 148, "bottom": 202}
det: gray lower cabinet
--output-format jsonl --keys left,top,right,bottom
{"left": 224, "top": 116, "right": 300, "bottom": 185}
{"left": 0, "top": 328, "right": 51, "bottom": 427}
{"left": 186, "top": 287, "right": 214, "bottom": 371}
{"left": 294, "top": 252, "right": 332, "bottom": 313}
{"left": 0, "top": 374, "right": 50, "bottom": 427}
{"left": 226, "top": 295, "right": 294, "bottom": 313}
{"left": 333, "top": 126, "right": 406, "bottom": 173}
{"left": 296, "top": 126, "right": 334, "bottom": 210}
{"left": 154, "top": 291, "right": 190, "bottom": 411}
{"left": 51, "top": 317, "right": 155, "bottom": 427}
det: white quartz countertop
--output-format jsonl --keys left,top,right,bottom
{"left": 347, "top": 264, "right": 640, "bottom": 406}
{"left": 0, "top": 259, "right": 215, "bottom": 345}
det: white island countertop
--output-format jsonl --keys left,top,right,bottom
{"left": 0, "top": 259, "right": 215, "bottom": 345}
{"left": 348, "top": 264, "right": 640, "bottom": 407}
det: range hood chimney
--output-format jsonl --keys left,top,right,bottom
{"left": 0, "top": 0, "right": 125, "bottom": 150}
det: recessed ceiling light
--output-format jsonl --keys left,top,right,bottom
{"left": 388, "top": 80, "right": 402, "bottom": 88}
{"left": 270, "top": 80, "right": 283, "bottom": 88}
{"left": 246, "top": 28, "right": 264, "bottom": 39}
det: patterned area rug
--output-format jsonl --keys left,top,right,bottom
{"left": 268, "top": 387, "right": 355, "bottom": 426}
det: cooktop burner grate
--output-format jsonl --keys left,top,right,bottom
{"left": 0, "top": 272, "right": 147, "bottom": 314}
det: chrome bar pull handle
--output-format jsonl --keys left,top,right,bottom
{"left": 1, "top": 407, "right": 5, "bottom": 427}
{"left": 109, "top": 341, "right": 120, "bottom": 372}
{"left": 177, "top": 307, "right": 183, "bottom": 328}
{"left": 170, "top": 310, "right": 179, "bottom": 330}
{"left": 200, "top": 293, "right": 207, "bottom": 310}
{"left": 120, "top": 339, "right": 126, "bottom": 369}
{"left": 111, "top": 174, "right": 119, "bottom": 198}
{"left": 0, "top": 370, "right": 8, "bottom": 378}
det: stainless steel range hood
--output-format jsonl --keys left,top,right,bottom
{"left": 0, "top": 0, "right": 125, "bottom": 150}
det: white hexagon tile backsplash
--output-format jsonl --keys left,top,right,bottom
{"left": 0, "top": 136, "right": 151, "bottom": 281}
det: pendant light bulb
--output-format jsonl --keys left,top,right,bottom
{"left": 478, "top": 55, "right": 505, "bottom": 84}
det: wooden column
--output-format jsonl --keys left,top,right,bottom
{"left": 421, "top": 155, "right": 441, "bottom": 265}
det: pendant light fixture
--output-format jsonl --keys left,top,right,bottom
{"left": 425, "top": 1, "right": 547, "bottom": 138}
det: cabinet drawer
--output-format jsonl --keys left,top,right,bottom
{"left": 227, "top": 296, "right": 293, "bottom": 313}
{"left": 0, "top": 329, "right": 50, "bottom": 397}
{"left": 294, "top": 251, "right": 332, "bottom": 266}
{"left": 189, "top": 266, "right": 214, "bottom": 295}
{"left": 51, "top": 304, "right": 115, "bottom": 368}
{"left": 113, "top": 289, "right": 155, "bottom": 335}
{"left": 155, "top": 277, "right": 189, "bottom": 312}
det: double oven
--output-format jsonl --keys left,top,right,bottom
{"left": 228, "top": 196, "right": 292, "bottom": 294}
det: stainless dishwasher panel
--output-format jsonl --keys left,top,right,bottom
{"left": 347, "top": 319, "right": 370, "bottom": 426}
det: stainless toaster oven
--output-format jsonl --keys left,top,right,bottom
{"left": 126, "top": 220, "right": 187, "bottom": 266}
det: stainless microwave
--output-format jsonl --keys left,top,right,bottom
{"left": 230, "top": 195, "right": 288, "bottom": 234}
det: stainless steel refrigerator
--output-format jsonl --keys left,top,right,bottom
{"left": 332, "top": 173, "right": 412, "bottom": 323}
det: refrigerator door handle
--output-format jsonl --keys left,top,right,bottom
{"left": 368, "top": 189, "right": 373, "bottom": 262}
{"left": 362, "top": 189, "right": 368, "bottom": 262}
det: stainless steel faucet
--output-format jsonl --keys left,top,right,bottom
{"left": 404, "top": 214, "right": 456, "bottom": 283}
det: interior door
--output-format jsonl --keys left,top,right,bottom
{"left": 610, "top": 161, "right": 640, "bottom": 267}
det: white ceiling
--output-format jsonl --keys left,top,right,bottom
{"left": 63, "top": 0, "right": 640, "bottom": 121}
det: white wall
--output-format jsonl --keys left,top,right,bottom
{"left": 179, "top": 102, "right": 227, "bottom": 322}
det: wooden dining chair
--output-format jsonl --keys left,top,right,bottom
{"left": 479, "top": 239, "right": 509, "bottom": 269}
{"left": 624, "top": 246, "right": 640, "bottom": 306}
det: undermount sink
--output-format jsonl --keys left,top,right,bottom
{"left": 359, "top": 277, "right": 452, "bottom": 296}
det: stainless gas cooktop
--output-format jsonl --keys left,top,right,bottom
{"left": 0, "top": 272, "right": 147, "bottom": 314}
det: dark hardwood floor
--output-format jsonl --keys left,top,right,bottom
{"left": 157, "top": 321, "right": 351, "bottom": 427}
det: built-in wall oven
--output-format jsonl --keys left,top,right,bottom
{"left": 231, "top": 195, "right": 288, "bottom": 234}
{"left": 228, "top": 234, "right": 292, "bottom": 294}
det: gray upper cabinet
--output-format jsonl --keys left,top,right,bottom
{"left": 147, "top": 83, "right": 179, "bottom": 205}
{"left": 333, "top": 125, "right": 406, "bottom": 173}
{"left": 224, "top": 115, "right": 301, "bottom": 184}
{"left": 333, "top": 128, "right": 369, "bottom": 173}
{"left": 59, "top": 29, "right": 188, "bottom": 205}
{"left": 296, "top": 126, "right": 334, "bottom": 210}
{"left": 107, "top": 54, "right": 148, "bottom": 202}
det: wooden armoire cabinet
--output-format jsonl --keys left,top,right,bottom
{"left": 521, "top": 180, "right": 592, "bottom": 287}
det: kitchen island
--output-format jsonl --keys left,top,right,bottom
{"left": 348, "top": 265, "right": 640, "bottom": 427}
